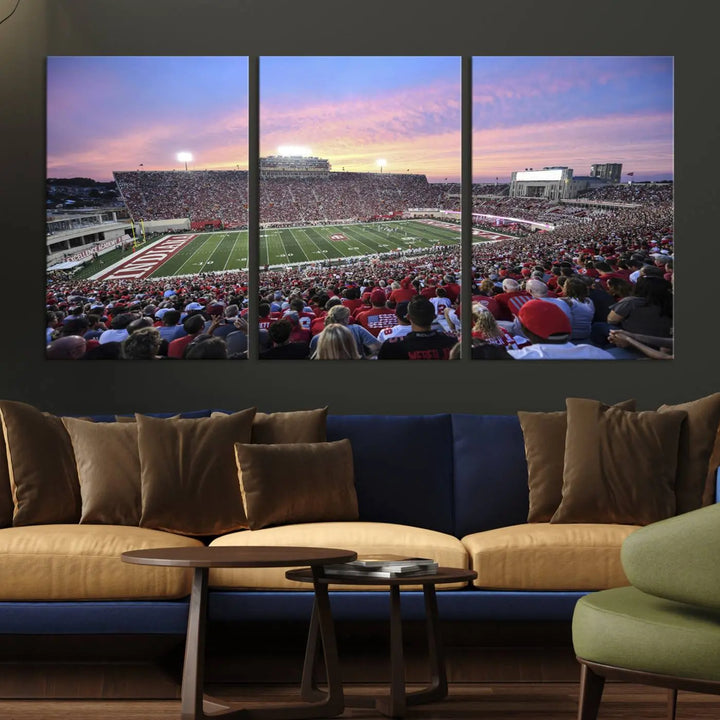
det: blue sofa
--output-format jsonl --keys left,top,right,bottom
{"left": 0, "top": 411, "right": 642, "bottom": 638}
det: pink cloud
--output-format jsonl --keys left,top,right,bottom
{"left": 261, "top": 80, "right": 460, "bottom": 177}
{"left": 473, "top": 112, "right": 673, "bottom": 181}
{"left": 48, "top": 109, "right": 249, "bottom": 179}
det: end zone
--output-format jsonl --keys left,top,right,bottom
{"left": 91, "top": 235, "right": 198, "bottom": 281}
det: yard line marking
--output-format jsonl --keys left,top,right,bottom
{"left": 223, "top": 232, "right": 240, "bottom": 271}
{"left": 172, "top": 233, "right": 217, "bottom": 275}
{"left": 205, "top": 233, "right": 229, "bottom": 272}
{"left": 287, "top": 227, "right": 312, "bottom": 262}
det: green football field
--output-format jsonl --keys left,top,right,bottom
{"left": 150, "top": 219, "right": 462, "bottom": 278}
{"left": 73, "top": 220, "right": 465, "bottom": 280}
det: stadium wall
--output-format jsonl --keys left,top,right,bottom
{"left": 0, "top": 0, "right": 716, "bottom": 418}
{"left": 134, "top": 219, "right": 190, "bottom": 234}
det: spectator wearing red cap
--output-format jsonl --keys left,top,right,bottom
{"left": 356, "top": 289, "right": 399, "bottom": 337}
{"left": 507, "top": 300, "right": 613, "bottom": 360}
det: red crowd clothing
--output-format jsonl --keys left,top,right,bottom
{"left": 492, "top": 291, "right": 533, "bottom": 321}
{"left": 441, "top": 283, "right": 461, "bottom": 303}
{"left": 356, "top": 307, "right": 399, "bottom": 337}
{"left": 472, "top": 295, "right": 502, "bottom": 319}
{"left": 341, "top": 298, "right": 364, "bottom": 314}
{"left": 388, "top": 287, "right": 415, "bottom": 304}
{"left": 167, "top": 334, "right": 195, "bottom": 359}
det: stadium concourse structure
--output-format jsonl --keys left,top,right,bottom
{"left": 47, "top": 158, "right": 671, "bottom": 282}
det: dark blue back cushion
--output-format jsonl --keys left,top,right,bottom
{"left": 327, "top": 414, "right": 454, "bottom": 535}
{"left": 452, "top": 414, "right": 529, "bottom": 537}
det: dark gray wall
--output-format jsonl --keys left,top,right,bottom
{"left": 0, "top": 0, "right": 715, "bottom": 415}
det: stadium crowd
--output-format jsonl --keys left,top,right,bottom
{"left": 114, "top": 171, "right": 521, "bottom": 230}
{"left": 46, "top": 179, "right": 673, "bottom": 361}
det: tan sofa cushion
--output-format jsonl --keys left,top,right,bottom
{"left": 462, "top": 523, "right": 639, "bottom": 590}
{"left": 0, "top": 525, "right": 203, "bottom": 600}
{"left": 209, "top": 521, "right": 469, "bottom": 590}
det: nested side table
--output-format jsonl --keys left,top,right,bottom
{"left": 122, "top": 546, "right": 356, "bottom": 720}
{"left": 286, "top": 566, "right": 477, "bottom": 718}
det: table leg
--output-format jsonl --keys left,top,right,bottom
{"left": 375, "top": 585, "right": 407, "bottom": 718}
{"left": 300, "top": 599, "right": 322, "bottom": 702}
{"left": 344, "top": 584, "right": 449, "bottom": 718}
{"left": 181, "top": 567, "right": 343, "bottom": 720}
{"left": 309, "top": 568, "right": 344, "bottom": 716}
{"left": 181, "top": 567, "right": 209, "bottom": 720}
{"left": 405, "top": 584, "right": 447, "bottom": 706}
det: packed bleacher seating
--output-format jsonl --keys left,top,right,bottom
{"left": 114, "top": 170, "right": 517, "bottom": 229}
{"left": 50, "top": 175, "right": 673, "bottom": 360}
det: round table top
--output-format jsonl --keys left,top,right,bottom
{"left": 121, "top": 546, "right": 357, "bottom": 569}
{"left": 286, "top": 566, "right": 477, "bottom": 586}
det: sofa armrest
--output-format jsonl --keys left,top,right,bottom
{"left": 621, "top": 503, "right": 720, "bottom": 610}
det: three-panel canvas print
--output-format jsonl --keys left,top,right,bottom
{"left": 45, "top": 56, "right": 673, "bottom": 361}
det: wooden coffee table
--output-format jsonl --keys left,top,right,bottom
{"left": 122, "top": 546, "right": 356, "bottom": 720}
{"left": 286, "top": 566, "right": 477, "bottom": 718}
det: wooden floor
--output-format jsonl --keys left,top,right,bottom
{"left": 1, "top": 683, "right": 720, "bottom": 719}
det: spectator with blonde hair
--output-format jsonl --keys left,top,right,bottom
{"left": 471, "top": 305, "right": 530, "bottom": 351}
{"left": 308, "top": 304, "right": 380, "bottom": 358}
{"left": 312, "top": 324, "right": 362, "bottom": 360}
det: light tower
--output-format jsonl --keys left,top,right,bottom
{"left": 177, "top": 152, "right": 193, "bottom": 171}
{"left": 377, "top": 158, "right": 387, "bottom": 173}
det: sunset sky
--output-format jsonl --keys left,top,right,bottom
{"left": 47, "top": 56, "right": 249, "bottom": 181}
{"left": 260, "top": 56, "right": 460, "bottom": 181}
{"left": 473, "top": 56, "right": 674, "bottom": 183}
{"left": 46, "top": 55, "right": 672, "bottom": 184}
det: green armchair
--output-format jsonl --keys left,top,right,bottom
{"left": 572, "top": 502, "right": 720, "bottom": 720}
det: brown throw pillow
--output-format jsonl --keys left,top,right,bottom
{"left": 551, "top": 398, "right": 686, "bottom": 525}
{"left": 212, "top": 408, "right": 328, "bottom": 444}
{"left": 235, "top": 439, "right": 358, "bottom": 530}
{"left": 657, "top": 393, "right": 720, "bottom": 513}
{"left": 137, "top": 408, "right": 256, "bottom": 535}
{"left": 519, "top": 399, "right": 636, "bottom": 522}
{"left": 0, "top": 430, "right": 13, "bottom": 528}
{"left": 706, "top": 428, "right": 720, "bottom": 506}
{"left": 251, "top": 408, "right": 328, "bottom": 444}
{"left": 115, "top": 414, "right": 181, "bottom": 422}
{"left": 0, "top": 400, "right": 81, "bottom": 525}
{"left": 62, "top": 417, "right": 141, "bottom": 525}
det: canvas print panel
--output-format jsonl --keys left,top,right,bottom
{"left": 46, "top": 56, "right": 250, "bottom": 360}
{"left": 258, "top": 56, "right": 462, "bottom": 360}
{"left": 470, "top": 56, "right": 674, "bottom": 361}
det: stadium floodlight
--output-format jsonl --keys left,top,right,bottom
{"left": 377, "top": 158, "right": 387, "bottom": 173}
{"left": 277, "top": 145, "right": 312, "bottom": 157}
{"left": 177, "top": 152, "right": 193, "bottom": 171}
